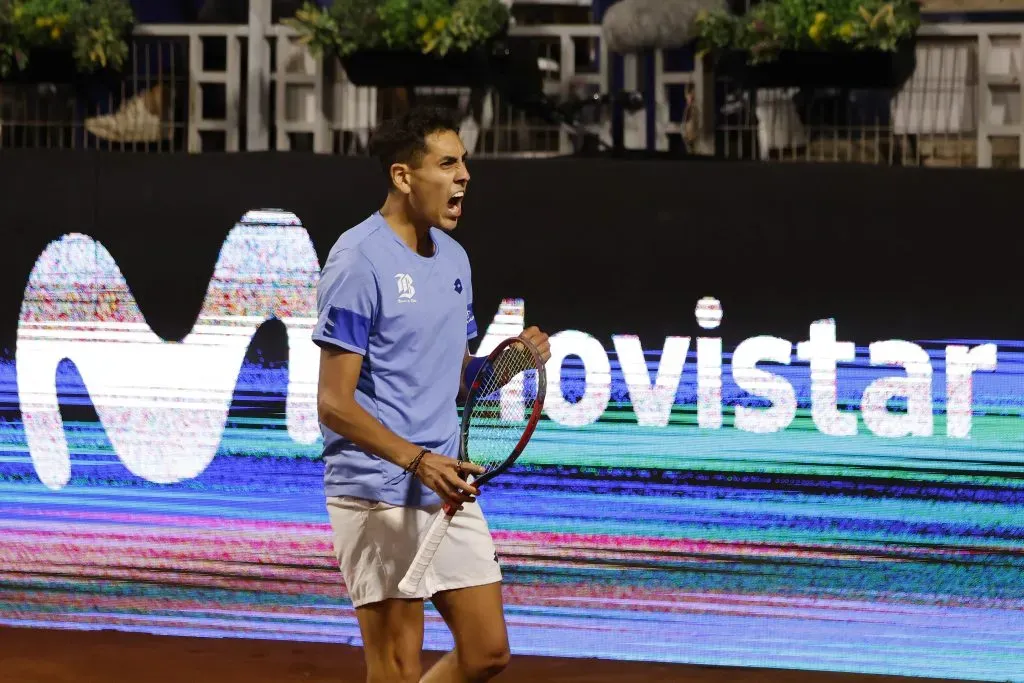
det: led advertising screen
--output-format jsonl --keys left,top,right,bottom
{"left": 0, "top": 156, "right": 1021, "bottom": 682}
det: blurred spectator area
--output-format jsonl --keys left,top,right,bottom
{"left": 0, "top": 0, "right": 1022, "bottom": 168}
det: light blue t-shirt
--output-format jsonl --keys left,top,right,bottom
{"left": 312, "top": 212, "right": 477, "bottom": 507}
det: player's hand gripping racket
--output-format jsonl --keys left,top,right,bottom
{"left": 398, "top": 335, "right": 547, "bottom": 595}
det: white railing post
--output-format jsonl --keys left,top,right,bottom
{"left": 187, "top": 32, "right": 203, "bottom": 153}
{"left": 1019, "top": 30, "right": 1024, "bottom": 169}
{"left": 247, "top": 0, "right": 272, "bottom": 151}
{"left": 693, "top": 52, "right": 715, "bottom": 155}
{"left": 226, "top": 33, "right": 242, "bottom": 151}
{"left": 977, "top": 31, "right": 992, "bottom": 168}
{"left": 312, "top": 54, "right": 334, "bottom": 154}
{"left": 559, "top": 33, "right": 575, "bottom": 154}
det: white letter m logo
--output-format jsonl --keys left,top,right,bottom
{"left": 16, "top": 210, "right": 322, "bottom": 490}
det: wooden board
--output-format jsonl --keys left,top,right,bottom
{"left": 919, "top": 0, "right": 1024, "bottom": 13}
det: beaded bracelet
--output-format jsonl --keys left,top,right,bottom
{"left": 406, "top": 448, "right": 429, "bottom": 476}
{"left": 385, "top": 447, "right": 429, "bottom": 486}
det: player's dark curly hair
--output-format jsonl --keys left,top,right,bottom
{"left": 368, "top": 106, "right": 462, "bottom": 189}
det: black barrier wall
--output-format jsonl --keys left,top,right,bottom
{"left": 1, "top": 152, "right": 1022, "bottom": 680}
{"left": 1, "top": 152, "right": 1021, "bottom": 347}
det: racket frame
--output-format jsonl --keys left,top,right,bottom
{"left": 457, "top": 335, "right": 547, "bottom": 487}
{"left": 396, "top": 335, "right": 547, "bottom": 595}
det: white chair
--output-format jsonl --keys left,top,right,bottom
{"left": 891, "top": 43, "right": 975, "bottom": 136}
{"left": 754, "top": 88, "right": 808, "bottom": 157}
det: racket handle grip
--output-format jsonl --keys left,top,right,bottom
{"left": 398, "top": 507, "right": 455, "bottom": 595}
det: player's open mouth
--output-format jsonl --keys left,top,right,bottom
{"left": 446, "top": 191, "right": 465, "bottom": 218}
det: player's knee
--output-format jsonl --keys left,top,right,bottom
{"left": 366, "top": 649, "right": 421, "bottom": 683}
{"left": 460, "top": 642, "right": 511, "bottom": 681}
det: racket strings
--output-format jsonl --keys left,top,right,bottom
{"left": 465, "top": 344, "right": 540, "bottom": 473}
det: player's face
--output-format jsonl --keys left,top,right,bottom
{"left": 408, "top": 130, "right": 469, "bottom": 231}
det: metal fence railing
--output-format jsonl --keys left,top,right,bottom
{"left": 0, "top": 26, "right": 238, "bottom": 153}
{"left": 272, "top": 23, "right": 617, "bottom": 158}
{"left": 716, "top": 23, "right": 1024, "bottom": 169}
{"left": 0, "top": 18, "right": 1020, "bottom": 168}
{"left": 0, "top": 23, "right": 623, "bottom": 157}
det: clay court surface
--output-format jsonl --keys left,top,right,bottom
{"left": 0, "top": 627, "right": 969, "bottom": 683}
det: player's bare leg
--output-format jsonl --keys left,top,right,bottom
{"left": 356, "top": 598, "right": 425, "bottom": 683}
{"left": 420, "top": 581, "right": 510, "bottom": 683}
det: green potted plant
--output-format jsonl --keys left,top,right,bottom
{"left": 695, "top": 0, "right": 920, "bottom": 88}
{"left": 284, "top": 0, "right": 512, "bottom": 87}
{"left": 0, "top": 0, "right": 135, "bottom": 82}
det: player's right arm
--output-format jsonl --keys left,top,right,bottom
{"left": 313, "top": 247, "right": 482, "bottom": 507}
{"left": 317, "top": 348, "right": 480, "bottom": 506}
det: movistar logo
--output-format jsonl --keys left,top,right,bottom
{"left": 13, "top": 209, "right": 1007, "bottom": 491}
{"left": 16, "top": 210, "right": 322, "bottom": 490}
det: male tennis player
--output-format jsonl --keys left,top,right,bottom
{"left": 313, "top": 106, "right": 551, "bottom": 683}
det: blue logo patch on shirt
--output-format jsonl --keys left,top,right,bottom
{"left": 454, "top": 278, "right": 463, "bottom": 294}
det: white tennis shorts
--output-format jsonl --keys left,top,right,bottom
{"left": 326, "top": 496, "right": 503, "bottom": 608}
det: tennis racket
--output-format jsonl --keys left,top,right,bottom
{"left": 397, "top": 335, "right": 547, "bottom": 595}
